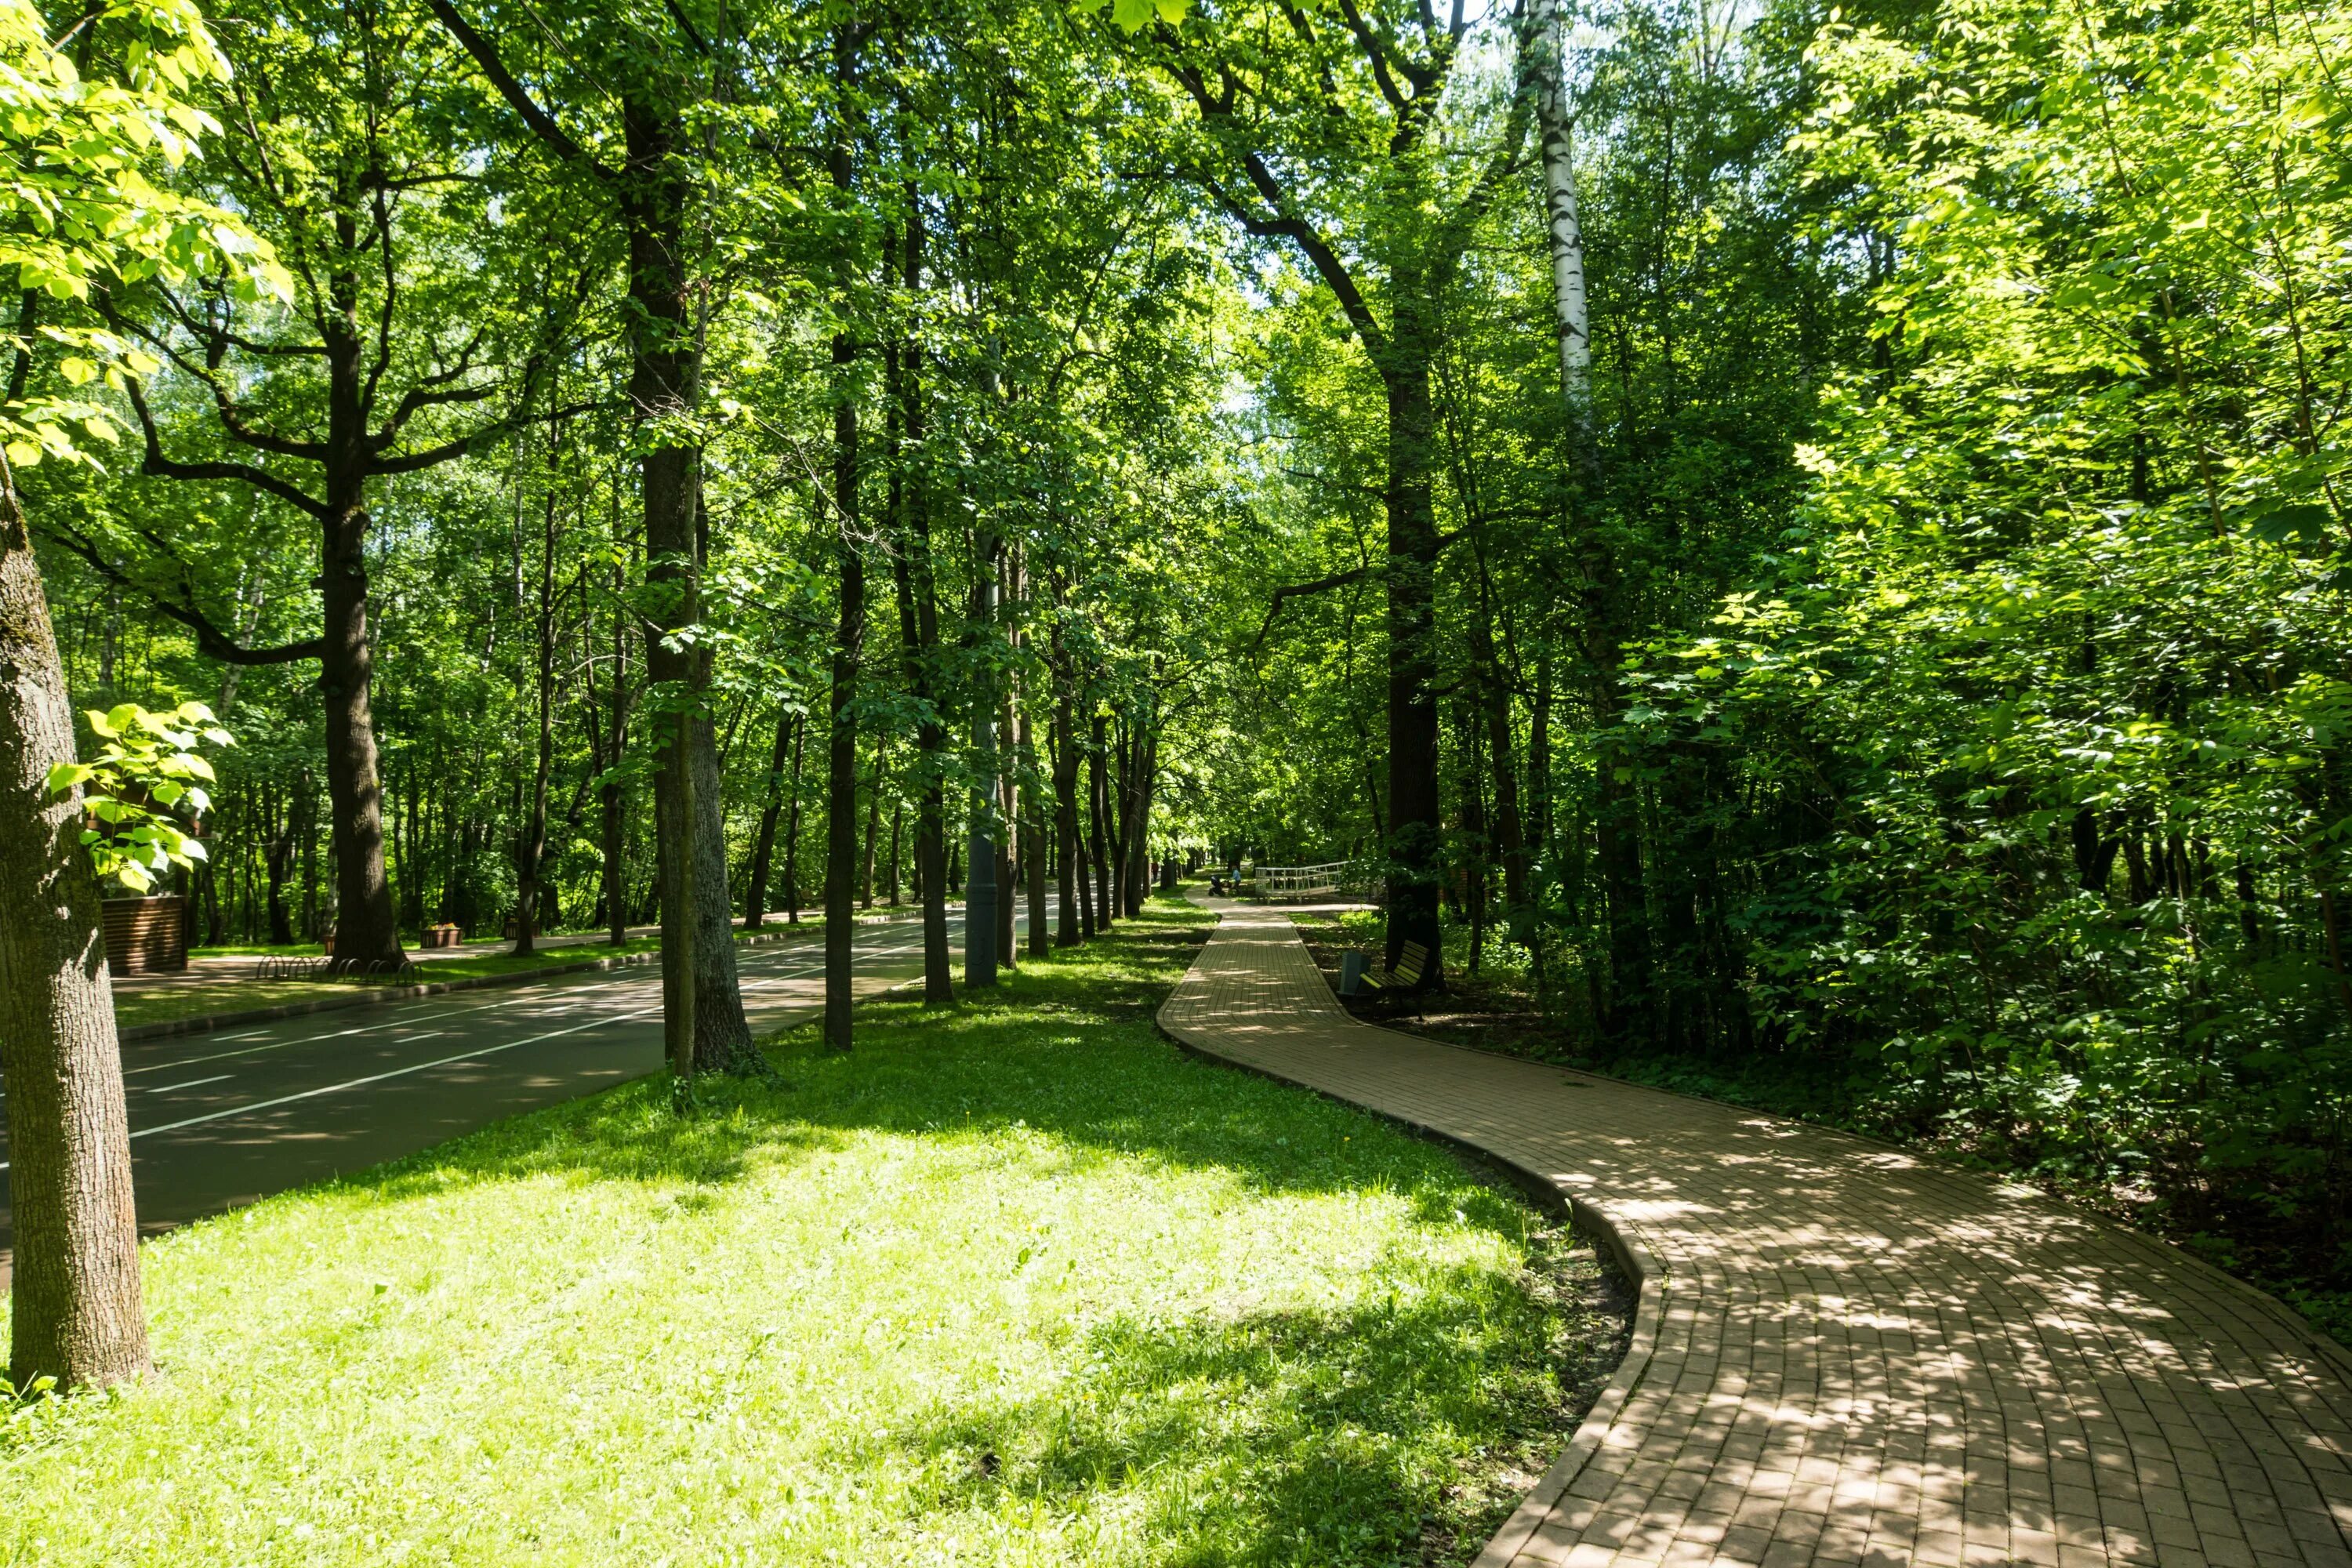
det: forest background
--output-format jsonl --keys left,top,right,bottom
{"left": 20, "top": 0, "right": 2351, "bottom": 1343}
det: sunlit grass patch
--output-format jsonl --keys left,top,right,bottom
{"left": 5, "top": 897, "right": 1618, "bottom": 1566}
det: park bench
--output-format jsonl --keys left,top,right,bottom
{"left": 1345, "top": 939, "right": 1428, "bottom": 996}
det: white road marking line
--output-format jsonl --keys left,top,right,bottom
{"left": 123, "top": 1005, "right": 662, "bottom": 1147}
{"left": 2, "top": 920, "right": 988, "bottom": 1165}
{"left": 146, "top": 1074, "right": 233, "bottom": 1094}
{"left": 108, "top": 924, "right": 942, "bottom": 1080}
{"left": 118, "top": 959, "right": 680, "bottom": 1077}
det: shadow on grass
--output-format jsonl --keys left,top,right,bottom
{"left": 895, "top": 1259, "right": 1579, "bottom": 1566}
{"left": 349, "top": 899, "right": 1523, "bottom": 1235}
{"left": 116, "top": 895, "right": 1610, "bottom": 1567}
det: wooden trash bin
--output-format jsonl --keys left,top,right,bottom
{"left": 421, "top": 924, "right": 462, "bottom": 949}
{"left": 103, "top": 895, "right": 187, "bottom": 975}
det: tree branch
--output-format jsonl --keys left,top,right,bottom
{"left": 154, "top": 285, "right": 325, "bottom": 358}
{"left": 115, "top": 299, "right": 329, "bottom": 460}
{"left": 1250, "top": 521, "right": 1472, "bottom": 655}
{"left": 373, "top": 397, "right": 612, "bottom": 474}
{"left": 42, "top": 524, "right": 325, "bottom": 666}
{"left": 422, "top": 0, "right": 617, "bottom": 183}
{"left": 361, "top": 176, "right": 401, "bottom": 414}
{"left": 370, "top": 379, "right": 497, "bottom": 450}
{"left": 1248, "top": 562, "right": 1378, "bottom": 656}
{"left": 1331, "top": 0, "right": 1421, "bottom": 108}
{"left": 126, "top": 381, "right": 333, "bottom": 520}
{"left": 1197, "top": 162, "right": 1390, "bottom": 365}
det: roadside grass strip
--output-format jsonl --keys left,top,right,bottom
{"left": 1, "top": 898, "right": 1618, "bottom": 1567}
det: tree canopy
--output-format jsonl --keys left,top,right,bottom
{"left": 9, "top": 0, "right": 2352, "bottom": 1374}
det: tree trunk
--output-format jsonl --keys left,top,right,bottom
{"left": 887, "top": 207, "right": 952, "bottom": 1004}
{"left": 666, "top": 688, "right": 697, "bottom": 1095}
{"left": 1121, "top": 726, "right": 1152, "bottom": 918}
{"left": 823, "top": 328, "right": 864, "bottom": 1051}
{"left": 996, "top": 666, "right": 1018, "bottom": 969}
{"left": 1529, "top": 0, "right": 1593, "bottom": 416}
{"left": 624, "top": 94, "right": 751, "bottom": 1073}
{"left": 513, "top": 446, "right": 561, "bottom": 957}
{"left": 308, "top": 226, "right": 403, "bottom": 972}
{"left": 1021, "top": 698, "right": 1048, "bottom": 958}
{"left": 1457, "top": 701, "right": 1490, "bottom": 972}
{"left": 782, "top": 715, "right": 805, "bottom": 924}
{"left": 1526, "top": 654, "right": 1553, "bottom": 985}
{"left": 1131, "top": 731, "right": 1156, "bottom": 915}
{"left": 265, "top": 788, "right": 297, "bottom": 946}
{"left": 860, "top": 733, "right": 883, "bottom": 909}
{"left": 821, "top": 25, "right": 866, "bottom": 1051}
{"left": 1087, "top": 709, "right": 1114, "bottom": 930}
{"left": 965, "top": 531, "right": 1001, "bottom": 989}
{"left": 1473, "top": 608, "right": 1528, "bottom": 911}
{"left": 0, "top": 479, "right": 148, "bottom": 1391}
{"left": 1111, "top": 720, "right": 1130, "bottom": 921}
{"left": 744, "top": 709, "right": 794, "bottom": 930}
{"left": 1380, "top": 281, "right": 1445, "bottom": 987}
{"left": 397, "top": 769, "right": 423, "bottom": 936}
{"left": 600, "top": 541, "right": 630, "bottom": 946}
{"left": 1593, "top": 700, "right": 1652, "bottom": 1040}
{"left": 199, "top": 854, "right": 226, "bottom": 946}
{"left": 1052, "top": 666, "right": 1082, "bottom": 946}
{"left": 318, "top": 494, "right": 401, "bottom": 969}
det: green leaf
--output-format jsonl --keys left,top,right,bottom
{"left": 2246, "top": 504, "right": 2335, "bottom": 546}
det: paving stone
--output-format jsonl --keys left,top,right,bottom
{"left": 1156, "top": 898, "right": 2352, "bottom": 1566}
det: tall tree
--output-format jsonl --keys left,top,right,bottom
{"left": 1140, "top": 0, "right": 1531, "bottom": 983}
{"left": 822, "top": 22, "right": 869, "bottom": 1051}
{"left": 0, "top": 0, "right": 284, "bottom": 1390}
{"left": 67, "top": 2, "right": 557, "bottom": 970}
{"left": 426, "top": 0, "right": 757, "bottom": 1069}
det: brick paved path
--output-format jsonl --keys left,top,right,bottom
{"left": 1156, "top": 897, "right": 2352, "bottom": 1568}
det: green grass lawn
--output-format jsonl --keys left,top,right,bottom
{"left": 9, "top": 898, "right": 1618, "bottom": 1566}
{"left": 187, "top": 942, "right": 331, "bottom": 958}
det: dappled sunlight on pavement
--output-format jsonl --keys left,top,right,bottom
{"left": 1158, "top": 895, "right": 2352, "bottom": 1568}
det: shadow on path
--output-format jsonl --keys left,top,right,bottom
{"left": 1158, "top": 893, "right": 2352, "bottom": 1568}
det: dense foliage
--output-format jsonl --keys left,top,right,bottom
{"left": 16, "top": 0, "right": 2349, "bottom": 1328}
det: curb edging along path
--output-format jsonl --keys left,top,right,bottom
{"left": 1155, "top": 894, "right": 2352, "bottom": 1568}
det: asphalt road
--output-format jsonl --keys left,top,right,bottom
{"left": 0, "top": 907, "right": 1022, "bottom": 1271}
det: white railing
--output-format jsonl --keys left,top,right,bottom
{"left": 1252, "top": 860, "right": 1377, "bottom": 902}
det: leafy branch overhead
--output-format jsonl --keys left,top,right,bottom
{"left": 47, "top": 701, "right": 234, "bottom": 892}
